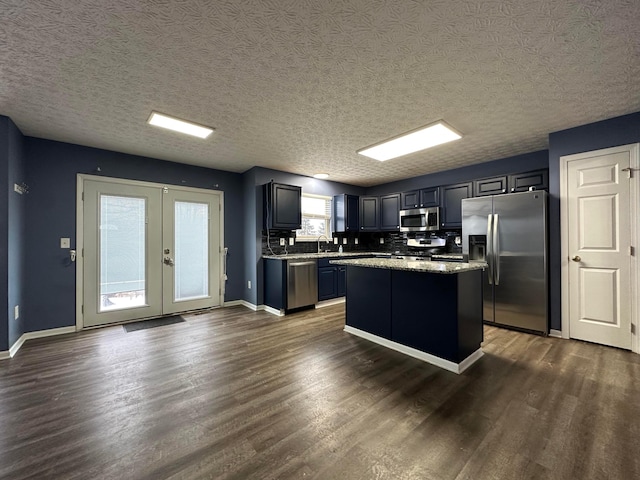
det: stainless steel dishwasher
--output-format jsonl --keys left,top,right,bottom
{"left": 287, "top": 260, "right": 318, "bottom": 309}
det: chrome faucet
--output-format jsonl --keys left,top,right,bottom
{"left": 317, "top": 234, "right": 330, "bottom": 253}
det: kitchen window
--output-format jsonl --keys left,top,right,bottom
{"left": 296, "top": 194, "right": 332, "bottom": 240}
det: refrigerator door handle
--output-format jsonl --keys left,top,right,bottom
{"left": 486, "top": 214, "right": 494, "bottom": 285}
{"left": 493, "top": 214, "right": 500, "bottom": 285}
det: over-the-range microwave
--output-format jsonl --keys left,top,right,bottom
{"left": 399, "top": 207, "right": 440, "bottom": 232}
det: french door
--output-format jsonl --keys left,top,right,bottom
{"left": 81, "top": 177, "right": 222, "bottom": 328}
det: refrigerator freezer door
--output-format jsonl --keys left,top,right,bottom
{"left": 492, "top": 191, "right": 547, "bottom": 332}
{"left": 462, "top": 197, "right": 495, "bottom": 323}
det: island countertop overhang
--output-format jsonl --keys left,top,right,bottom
{"left": 329, "top": 258, "right": 486, "bottom": 274}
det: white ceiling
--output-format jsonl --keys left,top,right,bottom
{"left": 2, "top": 0, "right": 639, "bottom": 187}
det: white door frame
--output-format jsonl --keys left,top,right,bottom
{"left": 76, "top": 174, "right": 225, "bottom": 330}
{"left": 560, "top": 143, "right": 639, "bottom": 353}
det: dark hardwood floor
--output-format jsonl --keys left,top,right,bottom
{"left": 1, "top": 304, "right": 639, "bottom": 479}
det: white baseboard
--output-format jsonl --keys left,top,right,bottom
{"left": 224, "top": 300, "right": 284, "bottom": 317}
{"left": 1, "top": 326, "right": 77, "bottom": 360}
{"left": 223, "top": 300, "right": 248, "bottom": 308}
{"left": 262, "top": 305, "right": 284, "bottom": 316}
{"left": 316, "top": 298, "right": 345, "bottom": 308}
{"left": 343, "top": 325, "right": 483, "bottom": 374}
{"left": 549, "top": 329, "right": 563, "bottom": 339}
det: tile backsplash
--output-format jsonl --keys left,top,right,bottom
{"left": 261, "top": 230, "right": 462, "bottom": 256}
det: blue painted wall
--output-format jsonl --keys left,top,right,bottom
{"left": 365, "top": 150, "right": 549, "bottom": 195}
{"left": 24, "top": 138, "right": 245, "bottom": 333}
{"left": 243, "top": 167, "right": 365, "bottom": 306}
{"left": 0, "top": 117, "right": 10, "bottom": 351}
{"left": 7, "top": 119, "right": 26, "bottom": 347}
{"left": 548, "top": 112, "right": 640, "bottom": 331}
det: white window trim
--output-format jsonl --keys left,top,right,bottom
{"left": 296, "top": 193, "right": 333, "bottom": 241}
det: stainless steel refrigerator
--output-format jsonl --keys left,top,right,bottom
{"left": 462, "top": 190, "right": 548, "bottom": 334}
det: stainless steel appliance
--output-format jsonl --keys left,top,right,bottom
{"left": 399, "top": 207, "right": 439, "bottom": 232}
{"left": 462, "top": 191, "right": 548, "bottom": 333}
{"left": 287, "top": 260, "right": 318, "bottom": 309}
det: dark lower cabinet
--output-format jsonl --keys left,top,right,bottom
{"left": 440, "top": 182, "right": 473, "bottom": 228}
{"left": 345, "top": 266, "right": 391, "bottom": 339}
{"left": 264, "top": 258, "right": 286, "bottom": 310}
{"left": 344, "top": 266, "right": 483, "bottom": 364}
{"left": 318, "top": 266, "right": 338, "bottom": 301}
{"left": 391, "top": 270, "right": 482, "bottom": 362}
{"left": 318, "top": 260, "right": 348, "bottom": 300}
{"left": 337, "top": 266, "right": 346, "bottom": 297}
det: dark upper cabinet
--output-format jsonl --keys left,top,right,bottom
{"left": 508, "top": 169, "right": 549, "bottom": 193}
{"left": 401, "top": 190, "right": 420, "bottom": 209}
{"left": 333, "top": 194, "right": 359, "bottom": 233}
{"left": 379, "top": 193, "right": 401, "bottom": 231}
{"left": 473, "top": 175, "right": 508, "bottom": 197}
{"left": 401, "top": 187, "right": 439, "bottom": 209}
{"left": 359, "top": 196, "right": 379, "bottom": 231}
{"left": 440, "top": 182, "right": 473, "bottom": 228}
{"left": 419, "top": 187, "right": 440, "bottom": 207}
{"left": 264, "top": 182, "right": 301, "bottom": 230}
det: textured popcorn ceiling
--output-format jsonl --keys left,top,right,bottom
{"left": 2, "top": 0, "right": 639, "bottom": 186}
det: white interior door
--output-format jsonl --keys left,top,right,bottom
{"left": 565, "top": 148, "right": 633, "bottom": 349}
{"left": 82, "top": 178, "right": 223, "bottom": 327}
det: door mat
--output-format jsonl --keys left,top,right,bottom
{"left": 123, "top": 315, "right": 186, "bottom": 333}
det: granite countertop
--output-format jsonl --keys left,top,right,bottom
{"left": 329, "top": 257, "right": 487, "bottom": 274}
{"left": 262, "top": 251, "right": 392, "bottom": 260}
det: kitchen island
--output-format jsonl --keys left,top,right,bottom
{"left": 329, "top": 258, "right": 486, "bottom": 374}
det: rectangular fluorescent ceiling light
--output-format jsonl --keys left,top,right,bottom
{"left": 357, "top": 121, "right": 462, "bottom": 161}
{"left": 147, "top": 111, "right": 214, "bottom": 139}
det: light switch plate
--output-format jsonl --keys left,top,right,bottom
{"left": 379, "top": 237, "right": 384, "bottom": 244}
{"left": 60, "top": 237, "right": 70, "bottom": 248}
{"left": 279, "top": 238, "right": 285, "bottom": 246}
{"left": 343, "top": 238, "right": 347, "bottom": 244}
{"left": 333, "top": 238, "right": 338, "bottom": 244}
{"left": 355, "top": 238, "right": 359, "bottom": 245}
{"left": 289, "top": 237, "right": 294, "bottom": 245}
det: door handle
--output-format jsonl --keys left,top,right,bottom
{"left": 164, "top": 256, "right": 174, "bottom": 266}
{"left": 572, "top": 255, "right": 581, "bottom": 262}
{"left": 493, "top": 214, "right": 500, "bottom": 285}
{"left": 486, "top": 214, "right": 493, "bottom": 285}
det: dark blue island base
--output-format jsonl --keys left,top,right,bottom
{"left": 343, "top": 265, "right": 484, "bottom": 374}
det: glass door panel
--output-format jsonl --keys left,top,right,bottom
{"left": 174, "top": 201, "right": 209, "bottom": 301}
{"left": 99, "top": 195, "right": 147, "bottom": 311}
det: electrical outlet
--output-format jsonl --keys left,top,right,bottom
{"left": 379, "top": 237, "right": 384, "bottom": 244}
{"left": 343, "top": 238, "right": 347, "bottom": 244}
{"left": 279, "top": 238, "right": 285, "bottom": 246}
{"left": 333, "top": 238, "right": 338, "bottom": 244}
{"left": 289, "top": 237, "right": 294, "bottom": 245}
{"left": 247, "top": 280, "right": 251, "bottom": 289}
{"left": 14, "top": 305, "right": 19, "bottom": 319}
{"left": 355, "top": 238, "right": 359, "bottom": 245}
